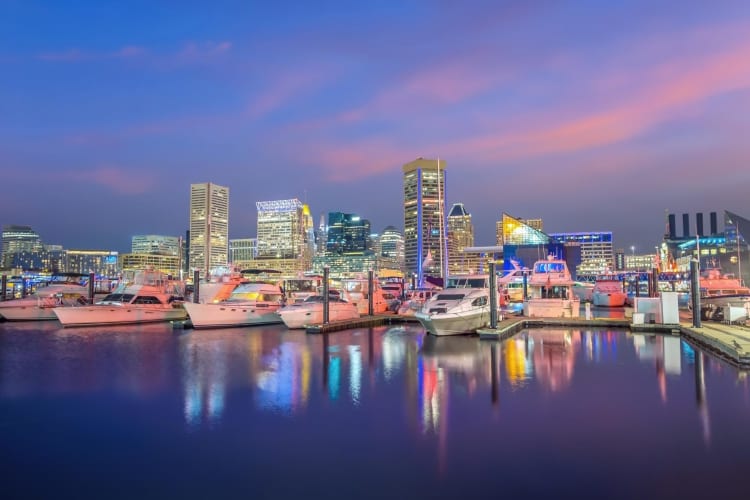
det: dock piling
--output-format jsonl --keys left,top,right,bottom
{"left": 489, "top": 262, "right": 497, "bottom": 329}
{"left": 193, "top": 270, "right": 200, "bottom": 303}
{"left": 690, "top": 258, "right": 701, "bottom": 328}
{"left": 88, "top": 272, "right": 95, "bottom": 304}
{"left": 368, "top": 269, "right": 374, "bottom": 316}
{"left": 323, "top": 266, "right": 330, "bottom": 324}
{"left": 1, "top": 274, "right": 6, "bottom": 301}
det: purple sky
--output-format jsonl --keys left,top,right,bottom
{"left": 2, "top": 1, "right": 749, "bottom": 253}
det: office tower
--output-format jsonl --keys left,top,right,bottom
{"left": 378, "top": 226, "right": 405, "bottom": 273}
{"left": 549, "top": 231, "right": 614, "bottom": 275}
{"left": 255, "top": 199, "right": 308, "bottom": 274}
{"left": 229, "top": 238, "right": 257, "bottom": 265}
{"left": 189, "top": 182, "right": 229, "bottom": 275}
{"left": 2, "top": 225, "right": 43, "bottom": 268}
{"left": 447, "top": 203, "right": 474, "bottom": 274}
{"left": 131, "top": 235, "right": 180, "bottom": 256}
{"left": 326, "top": 212, "right": 371, "bottom": 255}
{"left": 403, "top": 158, "right": 446, "bottom": 281}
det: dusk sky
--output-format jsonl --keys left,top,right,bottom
{"left": 2, "top": 1, "right": 749, "bottom": 254}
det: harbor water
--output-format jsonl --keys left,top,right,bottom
{"left": 1, "top": 320, "right": 749, "bottom": 499}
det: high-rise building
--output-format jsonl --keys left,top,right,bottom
{"left": 229, "top": 238, "right": 257, "bottom": 264}
{"left": 378, "top": 226, "right": 405, "bottom": 273}
{"left": 189, "top": 183, "right": 229, "bottom": 275}
{"left": 549, "top": 231, "right": 614, "bottom": 275}
{"left": 496, "top": 216, "right": 543, "bottom": 246}
{"left": 403, "top": 158, "right": 447, "bottom": 281}
{"left": 447, "top": 203, "right": 474, "bottom": 274}
{"left": 131, "top": 235, "right": 180, "bottom": 256}
{"left": 326, "top": 212, "right": 371, "bottom": 255}
{"left": 255, "top": 199, "right": 308, "bottom": 275}
{"left": 2, "top": 225, "right": 43, "bottom": 268}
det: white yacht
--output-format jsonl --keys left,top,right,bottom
{"left": 591, "top": 275, "right": 627, "bottom": 307}
{"left": 340, "top": 277, "right": 390, "bottom": 314}
{"left": 415, "top": 275, "right": 497, "bottom": 336}
{"left": 397, "top": 288, "right": 439, "bottom": 316}
{"left": 0, "top": 283, "right": 89, "bottom": 321}
{"left": 283, "top": 275, "right": 323, "bottom": 303}
{"left": 53, "top": 269, "right": 187, "bottom": 327}
{"left": 497, "top": 267, "right": 529, "bottom": 302}
{"left": 523, "top": 256, "right": 581, "bottom": 318}
{"left": 191, "top": 268, "right": 249, "bottom": 304}
{"left": 183, "top": 282, "right": 285, "bottom": 329}
{"left": 572, "top": 281, "right": 594, "bottom": 302}
{"left": 276, "top": 294, "right": 360, "bottom": 329}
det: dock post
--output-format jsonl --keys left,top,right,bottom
{"left": 651, "top": 268, "right": 659, "bottom": 297}
{"left": 193, "top": 270, "right": 200, "bottom": 303}
{"left": 323, "top": 266, "right": 330, "bottom": 324}
{"left": 368, "top": 269, "right": 374, "bottom": 316}
{"left": 690, "top": 258, "right": 701, "bottom": 327}
{"left": 21, "top": 277, "right": 27, "bottom": 298}
{"left": 0, "top": 274, "right": 6, "bottom": 301}
{"left": 522, "top": 272, "right": 528, "bottom": 301}
{"left": 489, "top": 262, "right": 498, "bottom": 329}
{"left": 635, "top": 275, "right": 640, "bottom": 298}
{"left": 88, "top": 272, "right": 95, "bottom": 304}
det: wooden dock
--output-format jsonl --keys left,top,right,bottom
{"left": 305, "top": 313, "right": 417, "bottom": 334}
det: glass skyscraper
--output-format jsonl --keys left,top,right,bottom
{"left": 189, "top": 182, "right": 229, "bottom": 275}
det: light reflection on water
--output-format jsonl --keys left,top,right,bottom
{"left": 1, "top": 320, "right": 750, "bottom": 498}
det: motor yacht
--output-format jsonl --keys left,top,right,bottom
{"left": 276, "top": 294, "right": 360, "bottom": 329}
{"left": 523, "top": 256, "right": 581, "bottom": 318}
{"left": 0, "top": 282, "right": 89, "bottom": 321}
{"left": 572, "top": 281, "right": 594, "bottom": 302}
{"left": 415, "top": 275, "right": 498, "bottom": 336}
{"left": 53, "top": 269, "right": 187, "bottom": 327}
{"left": 397, "top": 288, "right": 439, "bottom": 316}
{"left": 592, "top": 275, "right": 627, "bottom": 307}
{"left": 183, "top": 282, "right": 285, "bottom": 329}
{"left": 340, "top": 277, "right": 390, "bottom": 314}
{"left": 698, "top": 268, "right": 750, "bottom": 312}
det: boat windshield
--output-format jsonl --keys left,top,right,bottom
{"left": 446, "top": 277, "right": 487, "bottom": 288}
{"left": 99, "top": 293, "right": 134, "bottom": 303}
{"left": 534, "top": 262, "right": 566, "bottom": 274}
{"left": 304, "top": 295, "right": 346, "bottom": 303}
{"left": 435, "top": 293, "right": 467, "bottom": 301}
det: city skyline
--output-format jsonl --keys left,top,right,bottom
{"left": 2, "top": 1, "right": 749, "bottom": 253}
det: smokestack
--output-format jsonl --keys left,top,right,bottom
{"left": 710, "top": 212, "right": 718, "bottom": 235}
{"left": 668, "top": 214, "right": 676, "bottom": 240}
{"left": 682, "top": 213, "right": 690, "bottom": 238}
{"left": 696, "top": 213, "right": 704, "bottom": 237}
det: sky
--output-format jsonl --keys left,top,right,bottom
{"left": 2, "top": 0, "right": 749, "bottom": 254}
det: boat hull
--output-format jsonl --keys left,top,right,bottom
{"left": 53, "top": 305, "right": 187, "bottom": 327}
{"left": 0, "top": 305, "right": 59, "bottom": 321}
{"left": 523, "top": 298, "right": 581, "bottom": 318}
{"left": 278, "top": 303, "right": 360, "bottom": 329}
{"left": 701, "top": 295, "right": 750, "bottom": 311}
{"left": 415, "top": 308, "right": 490, "bottom": 336}
{"left": 183, "top": 302, "right": 283, "bottom": 329}
{"left": 592, "top": 292, "right": 627, "bottom": 307}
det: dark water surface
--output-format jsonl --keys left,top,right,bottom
{"left": 1, "top": 321, "right": 749, "bottom": 499}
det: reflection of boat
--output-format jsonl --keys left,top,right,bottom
{"left": 415, "top": 275, "right": 495, "bottom": 336}
{"left": 699, "top": 268, "right": 750, "bottom": 312}
{"left": 523, "top": 256, "right": 580, "bottom": 318}
{"left": 53, "top": 269, "right": 187, "bottom": 327}
{"left": 420, "top": 334, "right": 485, "bottom": 371}
{"left": 276, "top": 295, "right": 360, "bottom": 329}
{"left": 183, "top": 282, "right": 285, "bottom": 329}
{"left": 592, "top": 276, "right": 627, "bottom": 307}
{"left": 0, "top": 283, "right": 89, "bottom": 321}
{"left": 527, "top": 329, "right": 578, "bottom": 392}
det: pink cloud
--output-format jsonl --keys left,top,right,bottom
{"left": 245, "top": 65, "right": 339, "bottom": 119}
{"left": 71, "top": 166, "right": 157, "bottom": 195}
{"left": 177, "top": 41, "right": 232, "bottom": 62}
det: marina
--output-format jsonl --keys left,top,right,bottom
{"left": 2, "top": 319, "right": 750, "bottom": 499}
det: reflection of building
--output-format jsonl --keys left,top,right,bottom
{"left": 403, "top": 158, "right": 447, "bottom": 281}
{"left": 189, "top": 182, "right": 229, "bottom": 275}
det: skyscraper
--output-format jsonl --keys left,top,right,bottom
{"left": 2, "top": 225, "right": 43, "bottom": 268}
{"left": 189, "top": 182, "right": 229, "bottom": 275}
{"left": 254, "top": 198, "right": 309, "bottom": 275}
{"left": 403, "top": 158, "right": 447, "bottom": 282}
{"left": 326, "top": 212, "right": 371, "bottom": 255}
{"left": 447, "top": 203, "right": 474, "bottom": 274}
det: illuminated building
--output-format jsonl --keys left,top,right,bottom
{"left": 403, "top": 158, "right": 447, "bottom": 282}
{"left": 131, "top": 235, "right": 180, "bottom": 256}
{"left": 377, "top": 226, "right": 405, "bottom": 274}
{"left": 229, "top": 238, "right": 257, "bottom": 266}
{"left": 549, "top": 232, "right": 614, "bottom": 276}
{"left": 447, "top": 203, "right": 475, "bottom": 274}
{"left": 2, "top": 225, "right": 43, "bottom": 268}
{"left": 326, "top": 212, "right": 371, "bottom": 255}
{"left": 255, "top": 198, "right": 309, "bottom": 275}
{"left": 664, "top": 210, "right": 749, "bottom": 285}
{"left": 496, "top": 217, "right": 542, "bottom": 246}
{"left": 120, "top": 254, "right": 181, "bottom": 276}
{"left": 189, "top": 182, "right": 229, "bottom": 275}
{"left": 65, "top": 250, "right": 120, "bottom": 277}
